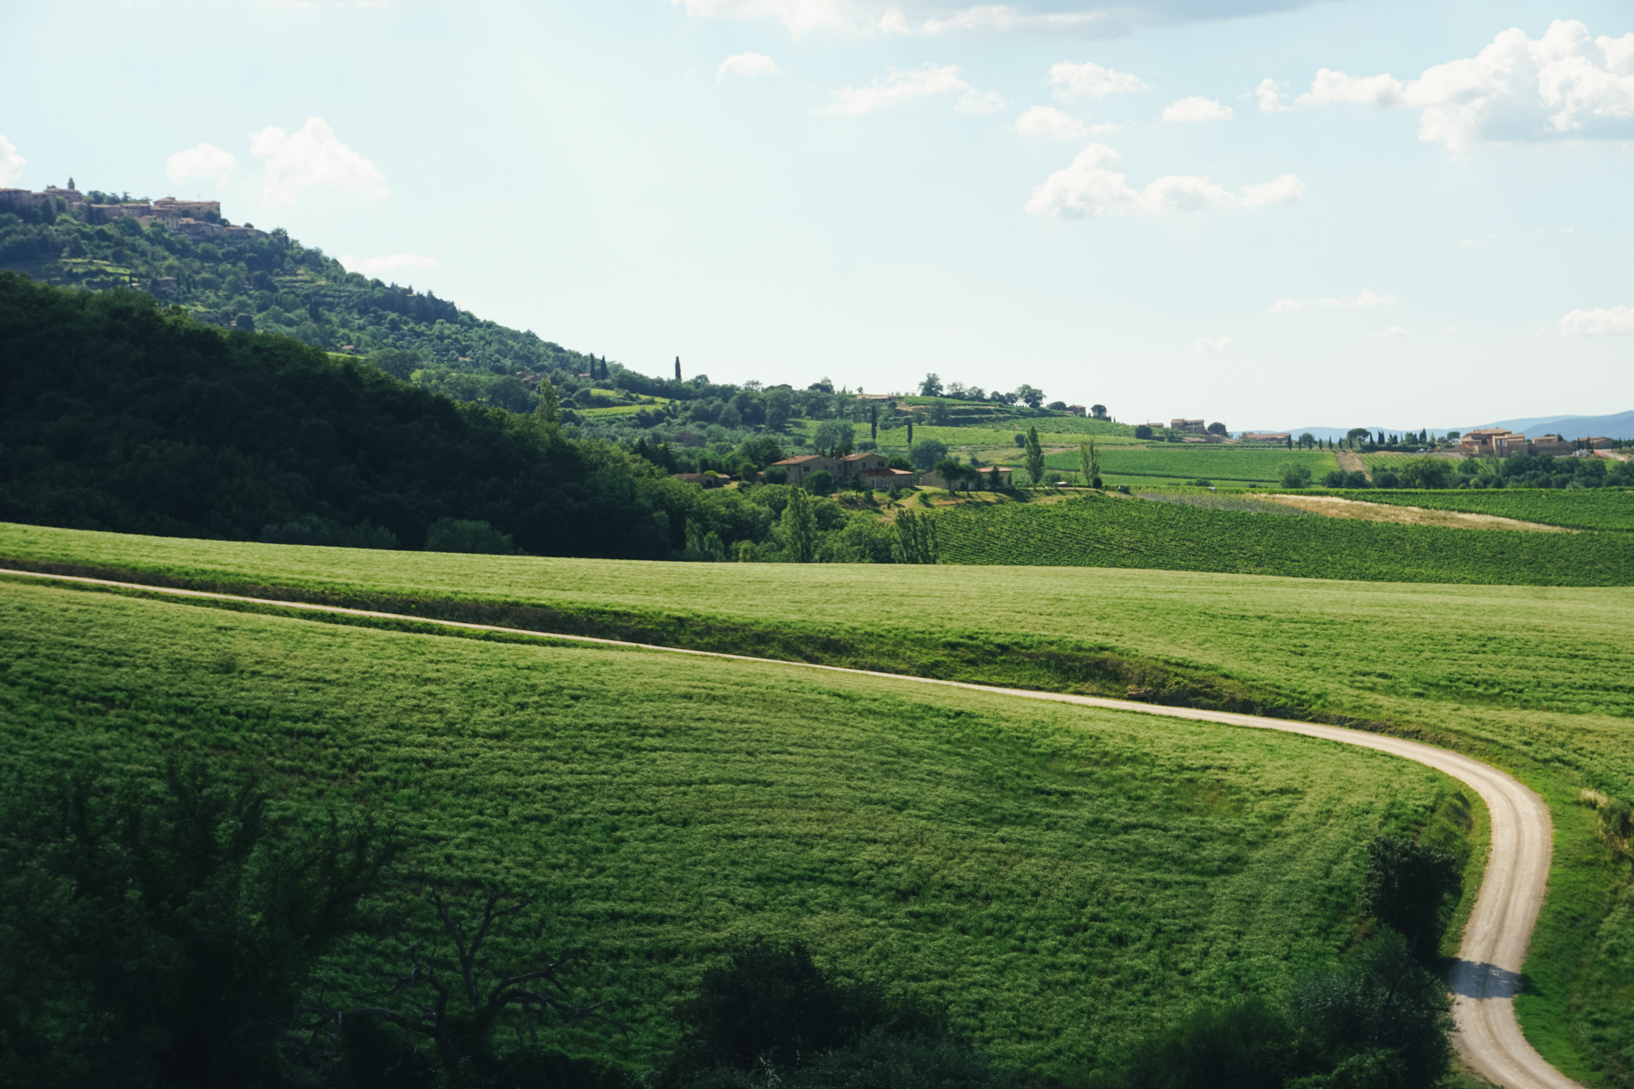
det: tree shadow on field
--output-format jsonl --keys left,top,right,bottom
{"left": 1448, "top": 960, "right": 1523, "bottom": 1000}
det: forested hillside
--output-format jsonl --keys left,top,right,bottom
{"left": 0, "top": 198, "right": 1089, "bottom": 471}
{"left": 0, "top": 274, "right": 697, "bottom": 555}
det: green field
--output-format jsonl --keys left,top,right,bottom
{"left": 0, "top": 579, "right": 1470, "bottom": 1077}
{"left": 1043, "top": 445, "right": 1338, "bottom": 483}
{"left": 4, "top": 522, "right": 1633, "bottom": 1083}
{"left": 1331, "top": 488, "right": 1634, "bottom": 531}
{"left": 931, "top": 493, "right": 1633, "bottom": 586}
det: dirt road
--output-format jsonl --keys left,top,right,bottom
{"left": 0, "top": 568, "right": 1579, "bottom": 1088}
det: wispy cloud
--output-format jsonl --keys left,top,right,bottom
{"left": 1014, "top": 105, "right": 1086, "bottom": 139}
{"left": 165, "top": 143, "right": 239, "bottom": 186}
{"left": 0, "top": 134, "right": 24, "bottom": 186}
{"left": 1559, "top": 305, "right": 1634, "bottom": 336}
{"left": 338, "top": 253, "right": 439, "bottom": 280}
{"left": 1270, "top": 290, "right": 1394, "bottom": 313}
{"left": 1050, "top": 60, "right": 1148, "bottom": 101}
{"left": 1364, "top": 325, "right": 1412, "bottom": 341}
{"left": 1195, "top": 336, "right": 1232, "bottom": 351}
{"left": 817, "top": 63, "right": 1003, "bottom": 115}
{"left": 1026, "top": 144, "right": 1303, "bottom": 218}
{"left": 1250, "top": 78, "right": 1291, "bottom": 113}
{"left": 717, "top": 52, "right": 786, "bottom": 82}
{"left": 1162, "top": 96, "right": 1233, "bottom": 123}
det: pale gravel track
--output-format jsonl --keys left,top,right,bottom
{"left": 0, "top": 568, "right": 1580, "bottom": 1088}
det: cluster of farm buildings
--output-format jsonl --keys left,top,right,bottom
{"left": 0, "top": 180, "right": 266, "bottom": 240}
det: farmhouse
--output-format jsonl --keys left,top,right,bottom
{"left": 1460, "top": 428, "right": 1528, "bottom": 457}
{"left": 1170, "top": 418, "right": 1206, "bottom": 434}
{"left": 769, "top": 454, "right": 840, "bottom": 486}
{"left": 922, "top": 466, "right": 1014, "bottom": 490}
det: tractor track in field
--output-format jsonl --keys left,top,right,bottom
{"left": 0, "top": 568, "right": 1579, "bottom": 1088}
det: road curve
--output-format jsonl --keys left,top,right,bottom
{"left": 0, "top": 568, "right": 1579, "bottom": 1088}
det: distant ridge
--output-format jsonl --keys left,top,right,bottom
{"left": 1471, "top": 410, "right": 1634, "bottom": 439}
{"left": 1280, "top": 411, "right": 1634, "bottom": 443}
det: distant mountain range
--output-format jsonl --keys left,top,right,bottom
{"left": 1283, "top": 411, "right": 1634, "bottom": 443}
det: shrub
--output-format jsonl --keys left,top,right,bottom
{"left": 1134, "top": 425, "right": 1154, "bottom": 440}
{"left": 1279, "top": 463, "right": 1313, "bottom": 489}
{"left": 803, "top": 470, "right": 836, "bottom": 495}
{"left": 424, "top": 517, "right": 517, "bottom": 554}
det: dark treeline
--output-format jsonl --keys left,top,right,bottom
{"left": 0, "top": 275, "right": 933, "bottom": 562}
{"left": 0, "top": 759, "right": 1467, "bottom": 1089}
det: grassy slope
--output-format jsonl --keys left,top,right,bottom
{"left": 931, "top": 494, "right": 1634, "bottom": 586}
{"left": 1043, "top": 446, "right": 1339, "bottom": 483}
{"left": 0, "top": 580, "right": 1468, "bottom": 1077}
{"left": 3, "top": 522, "right": 1631, "bottom": 1083}
{"left": 1329, "top": 488, "right": 1634, "bottom": 532}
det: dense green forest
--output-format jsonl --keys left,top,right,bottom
{"left": 0, "top": 273, "right": 909, "bottom": 560}
{"left": 0, "top": 200, "right": 1087, "bottom": 476}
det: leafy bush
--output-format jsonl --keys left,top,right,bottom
{"left": 424, "top": 517, "right": 517, "bottom": 554}
{"left": 1279, "top": 462, "right": 1314, "bottom": 489}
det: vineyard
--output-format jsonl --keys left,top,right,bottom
{"left": 1042, "top": 445, "right": 1338, "bottom": 483}
{"left": 931, "top": 493, "right": 1634, "bottom": 586}
{"left": 1331, "top": 488, "right": 1634, "bottom": 532}
{"left": 0, "top": 579, "right": 1467, "bottom": 1078}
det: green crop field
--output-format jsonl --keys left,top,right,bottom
{"left": 0, "top": 579, "right": 1471, "bottom": 1077}
{"left": 1042, "top": 445, "right": 1338, "bottom": 483}
{"left": 1331, "top": 488, "right": 1634, "bottom": 531}
{"left": 4, "top": 522, "right": 1633, "bottom": 1083}
{"left": 931, "top": 494, "right": 1633, "bottom": 586}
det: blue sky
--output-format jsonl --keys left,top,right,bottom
{"left": 3, "top": 0, "right": 1631, "bottom": 428}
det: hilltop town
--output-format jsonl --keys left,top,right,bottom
{"left": 0, "top": 178, "right": 266, "bottom": 240}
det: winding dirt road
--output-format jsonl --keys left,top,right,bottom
{"left": 0, "top": 568, "right": 1579, "bottom": 1088}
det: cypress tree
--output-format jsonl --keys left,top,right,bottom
{"left": 675, "top": 356, "right": 682, "bottom": 382}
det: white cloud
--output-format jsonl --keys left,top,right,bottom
{"left": 1559, "top": 305, "right": 1634, "bottom": 335}
{"left": 1025, "top": 143, "right": 1303, "bottom": 217}
{"left": 1364, "top": 325, "right": 1412, "bottom": 340}
{"left": 338, "top": 253, "right": 439, "bottom": 280}
{"left": 1015, "top": 105, "right": 1087, "bottom": 138}
{"left": 0, "top": 134, "right": 24, "bottom": 185}
{"left": 673, "top": 0, "right": 1325, "bottom": 39}
{"left": 1270, "top": 290, "right": 1394, "bottom": 312}
{"left": 671, "top": 0, "right": 905, "bottom": 38}
{"left": 1458, "top": 234, "right": 1496, "bottom": 248}
{"left": 922, "top": 7, "right": 1115, "bottom": 35}
{"left": 817, "top": 63, "right": 1002, "bottom": 115}
{"left": 717, "top": 52, "right": 786, "bottom": 82}
{"left": 165, "top": 142, "right": 238, "bottom": 186}
{"left": 1195, "top": 336, "right": 1232, "bottom": 351}
{"left": 957, "top": 88, "right": 1007, "bottom": 114}
{"left": 1298, "top": 21, "right": 1634, "bottom": 149}
{"left": 1162, "top": 96, "right": 1233, "bottom": 122}
{"left": 1050, "top": 60, "right": 1148, "bottom": 101}
{"left": 1298, "top": 68, "right": 1404, "bottom": 106}
{"left": 1251, "top": 77, "right": 1291, "bottom": 113}
{"left": 250, "top": 117, "right": 387, "bottom": 205}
